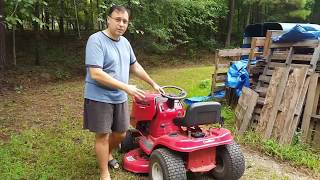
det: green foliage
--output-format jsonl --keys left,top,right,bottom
{"left": 5, "top": 0, "right": 47, "bottom": 27}
{"left": 111, "top": 0, "right": 228, "bottom": 53}
{"left": 199, "top": 79, "right": 211, "bottom": 89}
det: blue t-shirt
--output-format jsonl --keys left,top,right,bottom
{"left": 84, "top": 31, "right": 136, "bottom": 103}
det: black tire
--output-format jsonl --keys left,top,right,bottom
{"left": 120, "top": 130, "right": 139, "bottom": 153}
{"left": 210, "top": 141, "right": 245, "bottom": 180}
{"left": 149, "top": 148, "right": 187, "bottom": 180}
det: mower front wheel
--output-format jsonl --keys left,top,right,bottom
{"left": 149, "top": 148, "right": 187, "bottom": 180}
{"left": 210, "top": 141, "right": 245, "bottom": 180}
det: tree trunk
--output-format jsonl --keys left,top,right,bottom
{"left": 0, "top": 0, "right": 6, "bottom": 70}
{"left": 33, "top": 2, "right": 40, "bottom": 65}
{"left": 90, "top": 0, "right": 94, "bottom": 30}
{"left": 51, "top": 16, "right": 54, "bottom": 31}
{"left": 74, "top": 0, "right": 81, "bottom": 39}
{"left": 225, "top": 0, "right": 235, "bottom": 47}
{"left": 12, "top": 26, "right": 16, "bottom": 66}
{"left": 97, "top": 0, "right": 102, "bottom": 30}
{"left": 310, "top": 0, "right": 320, "bottom": 24}
{"left": 44, "top": 6, "right": 50, "bottom": 32}
{"left": 59, "top": 0, "right": 65, "bottom": 37}
{"left": 246, "top": 5, "right": 251, "bottom": 27}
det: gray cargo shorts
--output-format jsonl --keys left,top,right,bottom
{"left": 83, "top": 99, "right": 129, "bottom": 134}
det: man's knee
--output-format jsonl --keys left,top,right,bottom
{"left": 111, "top": 132, "right": 126, "bottom": 141}
{"left": 96, "top": 133, "right": 110, "bottom": 143}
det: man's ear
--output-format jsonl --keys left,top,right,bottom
{"left": 106, "top": 17, "right": 110, "bottom": 26}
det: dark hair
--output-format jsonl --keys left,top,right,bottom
{"left": 108, "top": 5, "right": 130, "bottom": 17}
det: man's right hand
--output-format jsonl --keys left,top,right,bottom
{"left": 125, "top": 85, "right": 145, "bottom": 100}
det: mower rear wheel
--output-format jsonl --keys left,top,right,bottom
{"left": 120, "top": 129, "right": 139, "bottom": 153}
{"left": 210, "top": 141, "right": 245, "bottom": 180}
{"left": 149, "top": 148, "right": 187, "bottom": 180}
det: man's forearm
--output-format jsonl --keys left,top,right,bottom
{"left": 89, "top": 68, "right": 128, "bottom": 92}
{"left": 131, "top": 63, "right": 157, "bottom": 87}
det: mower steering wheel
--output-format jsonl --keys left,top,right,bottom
{"left": 160, "top": 86, "right": 187, "bottom": 100}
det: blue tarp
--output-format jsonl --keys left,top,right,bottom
{"left": 226, "top": 59, "right": 250, "bottom": 97}
{"left": 184, "top": 95, "right": 213, "bottom": 105}
{"left": 273, "top": 24, "right": 320, "bottom": 43}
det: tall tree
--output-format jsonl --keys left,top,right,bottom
{"left": 59, "top": 0, "right": 65, "bottom": 36}
{"left": 73, "top": 0, "right": 81, "bottom": 39}
{"left": 0, "top": 0, "right": 5, "bottom": 69}
{"left": 225, "top": 0, "right": 235, "bottom": 47}
{"left": 33, "top": 2, "right": 40, "bottom": 65}
{"left": 310, "top": 0, "right": 320, "bottom": 24}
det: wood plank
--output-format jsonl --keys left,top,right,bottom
{"left": 268, "top": 62, "right": 311, "bottom": 69}
{"left": 314, "top": 122, "right": 320, "bottom": 149}
{"left": 255, "top": 86, "right": 268, "bottom": 97}
{"left": 248, "top": 38, "right": 258, "bottom": 74}
{"left": 311, "top": 114, "right": 320, "bottom": 119}
{"left": 301, "top": 73, "right": 320, "bottom": 143}
{"left": 211, "top": 50, "right": 219, "bottom": 93}
{"left": 258, "top": 75, "right": 271, "bottom": 83}
{"left": 217, "top": 64, "right": 230, "bottom": 69}
{"left": 310, "top": 120, "right": 320, "bottom": 149}
{"left": 270, "top": 40, "right": 320, "bottom": 48}
{"left": 285, "top": 47, "right": 294, "bottom": 65}
{"left": 274, "top": 67, "right": 308, "bottom": 144}
{"left": 295, "top": 76, "right": 310, "bottom": 115}
{"left": 235, "top": 87, "right": 259, "bottom": 134}
{"left": 283, "top": 73, "right": 311, "bottom": 145}
{"left": 263, "top": 31, "right": 272, "bottom": 57}
{"left": 265, "top": 69, "right": 274, "bottom": 76}
{"left": 256, "top": 67, "right": 290, "bottom": 139}
{"left": 310, "top": 45, "right": 320, "bottom": 72}
{"left": 257, "top": 97, "right": 265, "bottom": 105}
{"left": 218, "top": 48, "right": 251, "bottom": 57}
{"left": 271, "top": 53, "right": 313, "bottom": 61}
{"left": 215, "top": 75, "right": 226, "bottom": 82}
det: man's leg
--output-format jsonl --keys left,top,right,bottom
{"left": 108, "top": 132, "right": 126, "bottom": 162}
{"left": 95, "top": 133, "right": 111, "bottom": 180}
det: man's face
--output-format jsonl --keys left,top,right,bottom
{"left": 107, "top": 10, "right": 129, "bottom": 37}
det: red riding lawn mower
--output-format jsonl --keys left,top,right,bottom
{"left": 120, "top": 86, "right": 245, "bottom": 180}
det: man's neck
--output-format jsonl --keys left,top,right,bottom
{"left": 104, "top": 29, "right": 120, "bottom": 41}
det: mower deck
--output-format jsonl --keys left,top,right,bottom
{"left": 123, "top": 148, "right": 149, "bottom": 173}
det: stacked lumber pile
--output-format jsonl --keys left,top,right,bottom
{"left": 235, "top": 31, "right": 320, "bottom": 148}
{"left": 211, "top": 37, "right": 267, "bottom": 107}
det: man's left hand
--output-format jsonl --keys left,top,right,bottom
{"left": 152, "top": 84, "right": 165, "bottom": 94}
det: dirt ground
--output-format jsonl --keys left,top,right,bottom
{"left": 241, "top": 147, "right": 318, "bottom": 180}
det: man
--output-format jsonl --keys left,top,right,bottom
{"left": 84, "top": 5, "right": 163, "bottom": 180}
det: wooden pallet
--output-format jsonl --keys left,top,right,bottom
{"left": 235, "top": 87, "right": 258, "bottom": 134}
{"left": 252, "top": 38, "right": 320, "bottom": 126}
{"left": 301, "top": 73, "right": 320, "bottom": 149}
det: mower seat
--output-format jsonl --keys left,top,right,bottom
{"left": 175, "top": 102, "right": 221, "bottom": 127}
